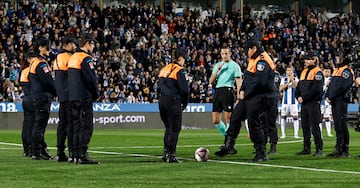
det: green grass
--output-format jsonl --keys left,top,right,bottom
{"left": 1, "top": 128, "right": 360, "bottom": 187}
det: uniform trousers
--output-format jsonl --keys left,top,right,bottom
{"left": 72, "top": 98, "right": 94, "bottom": 158}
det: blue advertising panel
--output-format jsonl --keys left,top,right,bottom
{"left": 0, "top": 102, "right": 358, "bottom": 113}
{"left": 0, "top": 102, "right": 213, "bottom": 113}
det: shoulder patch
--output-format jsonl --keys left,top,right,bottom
{"left": 257, "top": 62, "right": 266, "bottom": 72}
{"left": 315, "top": 72, "right": 323, "bottom": 81}
{"left": 40, "top": 63, "right": 50, "bottom": 73}
{"left": 88, "top": 61, "right": 94, "bottom": 69}
{"left": 342, "top": 71, "right": 350, "bottom": 79}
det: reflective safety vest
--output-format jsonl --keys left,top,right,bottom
{"left": 68, "top": 52, "right": 89, "bottom": 69}
{"left": 30, "top": 57, "right": 50, "bottom": 74}
{"left": 300, "top": 67, "right": 322, "bottom": 80}
{"left": 20, "top": 67, "right": 30, "bottom": 83}
{"left": 158, "top": 63, "right": 183, "bottom": 80}
{"left": 332, "top": 65, "right": 354, "bottom": 79}
{"left": 246, "top": 52, "right": 275, "bottom": 73}
{"left": 53, "top": 52, "right": 72, "bottom": 71}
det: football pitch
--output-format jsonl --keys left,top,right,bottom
{"left": 1, "top": 129, "right": 360, "bottom": 187}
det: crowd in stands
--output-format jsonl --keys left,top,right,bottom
{"left": 0, "top": 1, "right": 359, "bottom": 104}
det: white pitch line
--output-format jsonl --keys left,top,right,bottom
{"left": 90, "top": 140, "right": 303, "bottom": 149}
{"left": 4, "top": 141, "right": 358, "bottom": 175}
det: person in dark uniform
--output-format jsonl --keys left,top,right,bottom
{"left": 53, "top": 36, "right": 77, "bottom": 162}
{"left": 240, "top": 40, "right": 277, "bottom": 162}
{"left": 158, "top": 49, "right": 189, "bottom": 163}
{"left": 295, "top": 54, "right": 324, "bottom": 156}
{"left": 326, "top": 52, "right": 353, "bottom": 157}
{"left": 68, "top": 33, "right": 99, "bottom": 164}
{"left": 266, "top": 70, "right": 281, "bottom": 154}
{"left": 214, "top": 99, "right": 246, "bottom": 157}
{"left": 215, "top": 69, "right": 279, "bottom": 157}
{"left": 29, "top": 38, "right": 57, "bottom": 160}
{"left": 20, "top": 51, "right": 37, "bottom": 157}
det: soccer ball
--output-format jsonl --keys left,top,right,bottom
{"left": 194, "top": 147, "right": 210, "bottom": 162}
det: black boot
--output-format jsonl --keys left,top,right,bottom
{"left": 327, "top": 144, "right": 343, "bottom": 157}
{"left": 166, "top": 150, "right": 181, "bottom": 163}
{"left": 268, "top": 143, "right": 277, "bottom": 155}
{"left": 215, "top": 136, "right": 237, "bottom": 157}
{"left": 41, "top": 148, "right": 53, "bottom": 160}
{"left": 55, "top": 149, "right": 68, "bottom": 162}
{"left": 313, "top": 144, "right": 323, "bottom": 157}
{"left": 252, "top": 145, "right": 269, "bottom": 162}
{"left": 32, "top": 149, "right": 51, "bottom": 160}
{"left": 77, "top": 152, "right": 99, "bottom": 164}
{"left": 68, "top": 151, "right": 75, "bottom": 163}
{"left": 297, "top": 142, "right": 311, "bottom": 155}
{"left": 162, "top": 148, "right": 168, "bottom": 162}
{"left": 342, "top": 145, "right": 350, "bottom": 157}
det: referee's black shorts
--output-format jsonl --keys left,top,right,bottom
{"left": 212, "top": 87, "right": 234, "bottom": 112}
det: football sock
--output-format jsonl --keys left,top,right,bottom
{"left": 325, "top": 120, "right": 332, "bottom": 136}
{"left": 215, "top": 121, "right": 226, "bottom": 136}
{"left": 293, "top": 118, "right": 299, "bottom": 136}
{"left": 280, "top": 118, "right": 286, "bottom": 136}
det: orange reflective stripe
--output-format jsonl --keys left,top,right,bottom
{"left": 158, "top": 63, "right": 183, "bottom": 80}
{"left": 68, "top": 52, "right": 89, "bottom": 69}
{"left": 263, "top": 36, "right": 269, "bottom": 41}
{"left": 29, "top": 57, "right": 46, "bottom": 74}
{"left": 20, "top": 67, "right": 30, "bottom": 82}
{"left": 53, "top": 52, "right": 72, "bottom": 71}
{"left": 300, "top": 67, "right": 322, "bottom": 80}
{"left": 246, "top": 52, "right": 275, "bottom": 73}
{"left": 332, "top": 65, "right": 354, "bottom": 80}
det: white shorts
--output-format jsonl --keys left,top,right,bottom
{"left": 281, "top": 104, "right": 299, "bottom": 117}
{"left": 321, "top": 104, "right": 332, "bottom": 118}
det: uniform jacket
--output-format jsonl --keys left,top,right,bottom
{"left": 53, "top": 49, "right": 72, "bottom": 102}
{"left": 158, "top": 63, "right": 189, "bottom": 108}
{"left": 68, "top": 49, "right": 99, "bottom": 101}
{"left": 295, "top": 65, "right": 324, "bottom": 103}
{"left": 29, "top": 56, "right": 56, "bottom": 99}
{"left": 326, "top": 65, "right": 353, "bottom": 101}
{"left": 20, "top": 66, "right": 31, "bottom": 96}
{"left": 242, "top": 50, "right": 277, "bottom": 99}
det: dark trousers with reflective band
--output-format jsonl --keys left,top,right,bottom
{"left": 159, "top": 95, "right": 182, "bottom": 154}
{"left": 266, "top": 98, "right": 278, "bottom": 144}
{"left": 72, "top": 99, "right": 94, "bottom": 158}
{"left": 32, "top": 98, "right": 51, "bottom": 154}
{"left": 331, "top": 100, "right": 349, "bottom": 147}
{"left": 57, "top": 101, "right": 73, "bottom": 154}
{"left": 226, "top": 100, "right": 246, "bottom": 139}
{"left": 247, "top": 96, "right": 277, "bottom": 148}
{"left": 22, "top": 95, "right": 34, "bottom": 153}
{"left": 301, "top": 101, "right": 323, "bottom": 148}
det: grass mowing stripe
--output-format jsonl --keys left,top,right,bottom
{"left": 0, "top": 140, "right": 303, "bottom": 150}
{"left": 90, "top": 148, "right": 360, "bottom": 175}
{"left": 2, "top": 140, "right": 360, "bottom": 176}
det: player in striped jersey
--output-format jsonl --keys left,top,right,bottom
{"left": 279, "top": 66, "right": 300, "bottom": 139}
{"left": 320, "top": 67, "right": 334, "bottom": 137}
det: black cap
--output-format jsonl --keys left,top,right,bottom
{"left": 62, "top": 35, "right": 77, "bottom": 45}
{"left": 175, "top": 49, "right": 187, "bottom": 59}
{"left": 36, "top": 38, "right": 50, "bottom": 48}
{"left": 245, "top": 40, "right": 260, "bottom": 51}
{"left": 83, "top": 33, "right": 97, "bottom": 42}
{"left": 79, "top": 33, "right": 98, "bottom": 47}
{"left": 25, "top": 51, "right": 37, "bottom": 58}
